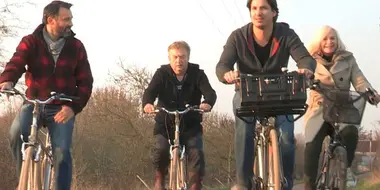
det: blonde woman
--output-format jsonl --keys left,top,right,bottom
{"left": 303, "top": 25, "right": 380, "bottom": 190}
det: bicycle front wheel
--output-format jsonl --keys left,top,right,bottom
{"left": 327, "top": 146, "right": 347, "bottom": 190}
{"left": 269, "top": 129, "right": 281, "bottom": 190}
{"left": 253, "top": 135, "right": 266, "bottom": 189}
{"left": 169, "top": 148, "right": 179, "bottom": 190}
{"left": 41, "top": 156, "right": 54, "bottom": 190}
{"left": 179, "top": 152, "right": 187, "bottom": 189}
{"left": 18, "top": 147, "right": 34, "bottom": 190}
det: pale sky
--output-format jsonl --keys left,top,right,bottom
{"left": 2, "top": 0, "right": 380, "bottom": 134}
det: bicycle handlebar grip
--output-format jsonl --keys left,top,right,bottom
{"left": 0, "top": 90, "right": 15, "bottom": 95}
{"left": 365, "top": 88, "right": 379, "bottom": 105}
{"left": 0, "top": 88, "right": 20, "bottom": 95}
{"left": 306, "top": 74, "right": 321, "bottom": 90}
{"left": 191, "top": 105, "right": 200, "bottom": 109}
{"left": 58, "top": 94, "right": 80, "bottom": 100}
{"left": 65, "top": 95, "right": 80, "bottom": 100}
{"left": 0, "top": 88, "right": 24, "bottom": 99}
{"left": 366, "top": 88, "right": 375, "bottom": 95}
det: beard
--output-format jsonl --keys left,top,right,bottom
{"left": 57, "top": 27, "right": 72, "bottom": 38}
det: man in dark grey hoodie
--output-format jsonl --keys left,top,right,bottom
{"left": 215, "top": 0, "right": 316, "bottom": 189}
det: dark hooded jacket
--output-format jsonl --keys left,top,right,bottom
{"left": 142, "top": 63, "right": 217, "bottom": 138}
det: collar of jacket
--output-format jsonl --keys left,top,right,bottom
{"left": 241, "top": 22, "right": 289, "bottom": 57}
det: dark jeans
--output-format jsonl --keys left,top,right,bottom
{"left": 152, "top": 133, "right": 205, "bottom": 178}
{"left": 304, "top": 122, "right": 358, "bottom": 190}
{"left": 232, "top": 92, "right": 295, "bottom": 190}
{"left": 9, "top": 103, "right": 75, "bottom": 190}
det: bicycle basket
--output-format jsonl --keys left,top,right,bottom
{"left": 237, "top": 71, "right": 308, "bottom": 116}
{"left": 322, "top": 89, "right": 367, "bottom": 125}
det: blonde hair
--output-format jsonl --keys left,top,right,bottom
{"left": 307, "top": 25, "right": 346, "bottom": 56}
{"left": 168, "top": 41, "right": 191, "bottom": 55}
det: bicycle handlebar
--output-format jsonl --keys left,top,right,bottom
{"left": 307, "top": 75, "right": 377, "bottom": 105}
{"left": 153, "top": 105, "right": 204, "bottom": 115}
{"left": 0, "top": 88, "right": 79, "bottom": 104}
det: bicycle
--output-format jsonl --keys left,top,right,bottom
{"left": 0, "top": 88, "right": 79, "bottom": 190}
{"left": 151, "top": 105, "right": 204, "bottom": 190}
{"left": 308, "top": 79, "right": 377, "bottom": 190}
{"left": 235, "top": 68, "right": 309, "bottom": 190}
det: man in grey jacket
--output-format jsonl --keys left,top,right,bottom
{"left": 215, "top": 0, "right": 316, "bottom": 189}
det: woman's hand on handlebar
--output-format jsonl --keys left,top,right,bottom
{"left": 223, "top": 70, "right": 239, "bottom": 84}
{"left": 373, "top": 93, "right": 380, "bottom": 105}
{"left": 297, "top": 68, "right": 314, "bottom": 79}
{"left": 368, "top": 90, "right": 380, "bottom": 106}
{"left": 143, "top": 103, "right": 155, "bottom": 113}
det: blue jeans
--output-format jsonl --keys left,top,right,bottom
{"left": 9, "top": 103, "right": 75, "bottom": 190}
{"left": 232, "top": 92, "right": 295, "bottom": 190}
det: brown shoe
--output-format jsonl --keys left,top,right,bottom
{"left": 154, "top": 168, "right": 166, "bottom": 190}
{"left": 188, "top": 172, "right": 202, "bottom": 190}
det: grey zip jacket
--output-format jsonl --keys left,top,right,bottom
{"left": 216, "top": 22, "right": 316, "bottom": 84}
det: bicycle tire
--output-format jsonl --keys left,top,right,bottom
{"left": 41, "top": 156, "right": 54, "bottom": 190}
{"left": 18, "top": 146, "right": 33, "bottom": 190}
{"left": 269, "top": 129, "right": 281, "bottom": 190}
{"left": 33, "top": 158, "right": 42, "bottom": 189}
{"left": 169, "top": 148, "right": 179, "bottom": 190}
{"left": 254, "top": 135, "right": 266, "bottom": 189}
{"left": 327, "top": 146, "right": 347, "bottom": 190}
{"left": 253, "top": 137, "right": 260, "bottom": 189}
{"left": 179, "top": 152, "right": 187, "bottom": 189}
{"left": 316, "top": 150, "right": 326, "bottom": 188}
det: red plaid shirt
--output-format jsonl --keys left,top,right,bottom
{"left": 0, "top": 24, "right": 93, "bottom": 114}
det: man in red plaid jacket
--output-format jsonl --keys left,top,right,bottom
{"left": 0, "top": 1, "right": 93, "bottom": 189}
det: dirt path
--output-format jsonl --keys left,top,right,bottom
{"left": 292, "top": 172, "right": 372, "bottom": 190}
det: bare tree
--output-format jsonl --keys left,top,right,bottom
{"left": 0, "top": 0, "right": 34, "bottom": 61}
{"left": 107, "top": 59, "right": 152, "bottom": 100}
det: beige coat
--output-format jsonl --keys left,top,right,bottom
{"left": 303, "top": 50, "right": 372, "bottom": 143}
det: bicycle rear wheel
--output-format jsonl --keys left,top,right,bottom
{"left": 327, "top": 146, "right": 347, "bottom": 190}
{"left": 268, "top": 129, "right": 281, "bottom": 190}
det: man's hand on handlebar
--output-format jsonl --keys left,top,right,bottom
{"left": 297, "top": 68, "right": 314, "bottom": 79}
{"left": 223, "top": 70, "right": 239, "bottom": 84}
{"left": 0, "top": 82, "right": 14, "bottom": 100}
{"left": 200, "top": 103, "right": 211, "bottom": 112}
{"left": 143, "top": 103, "right": 155, "bottom": 114}
{"left": 0, "top": 81, "right": 13, "bottom": 90}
